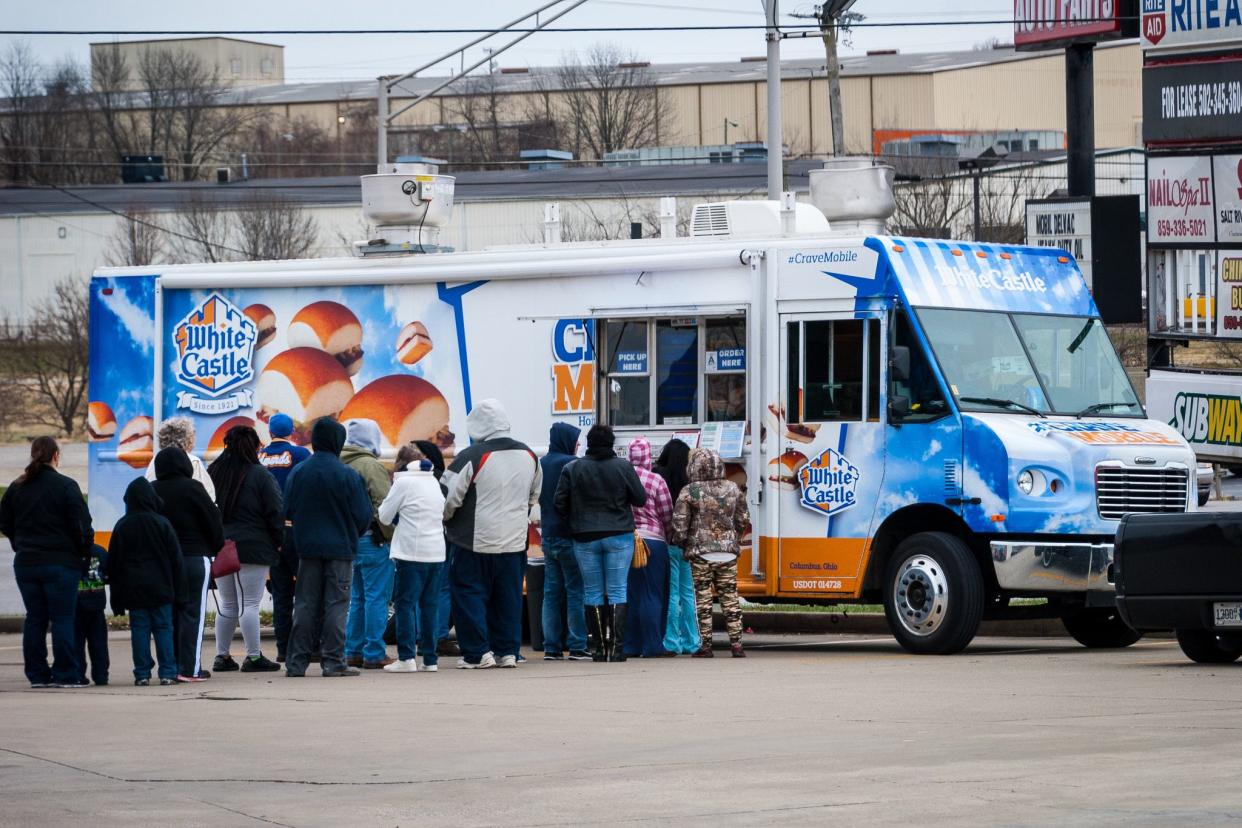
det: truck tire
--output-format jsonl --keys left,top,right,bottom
{"left": 1175, "top": 629, "right": 1242, "bottom": 664}
{"left": 1198, "top": 489, "right": 1210, "bottom": 508}
{"left": 1061, "top": 608, "right": 1142, "bottom": 648}
{"left": 883, "top": 532, "right": 983, "bottom": 655}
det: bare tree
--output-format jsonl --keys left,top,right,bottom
{"left": 547, "top": 44, "right": 664, "bottom": 160}
{"left": 87, "top": 44, "right": 140, "bottom": 163}
{"left": 0, "top": 277, "right": 91, "bottom": 436}
{"left": 104, "top": 210, "right": 165, "bottom": 267}
{"left": 0, "top": 42, "right": 45, "bottom": 183}
{"left": 168, "top": 193, "right": 236, "bottom": 263}
{"left": 234, "top": 193, "right": 319, "bottom": 260}
{"left": 890, "top": 174, "right": 970, "bottom": 238}
{"left": 447, "top": 72, "right": 514, "bottom": 167}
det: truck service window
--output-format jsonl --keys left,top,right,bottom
{"left": 601, "top": 316, "right": 748, "bottom": 428}
{"left": 605, "top": 320, "right": 650, "bottom": 426}
{"left": 705, "top": 317, "right": 746, "bottom": 422}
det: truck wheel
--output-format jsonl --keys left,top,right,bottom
{"left": 1198, "top": 490, "right": 1210, "bottom": 508}
{"left": 883, "top": 532, "right": 983, "bottom": 655}
{"left": 1175, "top": 629, "right": 1242, "bottom": 663}
{"left": 1061, "top": 608, "right": 1142, "bottom": 648}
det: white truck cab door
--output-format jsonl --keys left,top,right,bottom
{"left": 773, "top": 311, "right": 886, "bottom": 598}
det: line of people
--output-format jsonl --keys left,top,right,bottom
{"left": 3, "top": 400, "right": 750, "bottom": 687}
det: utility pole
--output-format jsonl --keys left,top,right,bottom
{"left": 763, "top": 0, "right": 782, "bottom": 200}
{"left": 792, "top": 2, "right": 859, "bottom": 157}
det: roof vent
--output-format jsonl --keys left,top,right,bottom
{"left": 690, "top": 203, "right": 731, "bottom": 237}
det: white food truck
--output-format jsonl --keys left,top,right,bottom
{"left": 87, "top": 159, "right": 1197, "bottom": 654}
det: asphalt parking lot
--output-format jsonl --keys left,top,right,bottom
{"left": 2, "top": 632, "right": 1240, "bottom": 827}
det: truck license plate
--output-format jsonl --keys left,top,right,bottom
{"left": 1213, "top": 603, "right": 1242, "bottom": 627}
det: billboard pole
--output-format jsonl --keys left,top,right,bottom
{"left": 1066, "top": 43, "right": 1096, "bottom": 197}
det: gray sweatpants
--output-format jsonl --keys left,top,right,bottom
{"left": 215, "top": 563, "right": 270, "bottom": 659}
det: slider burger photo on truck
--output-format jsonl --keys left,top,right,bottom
{"left": 287, "top": 301, "right": 365, "bottom": 376}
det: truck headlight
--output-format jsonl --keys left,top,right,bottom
{"left": 1017, "top": 470, "right": 1034, "bottom": 495}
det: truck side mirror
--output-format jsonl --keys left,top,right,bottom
{"left": 890, "top": 346, "right": 911, "bottom": 382}
{"left": 889, "top": 394, "right": 911, "bottom": 421}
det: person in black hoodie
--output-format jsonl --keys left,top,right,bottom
{"left": 151, "top": 445, "right": 224, "bottom": 683}
{"left": 0, "top": 436, "right": 94, "bottom": 688}
{"left": 208, "top": 425, "right": 284, "bottom": 674}
{"left": 73, "top": 544, "right": 110, "bottom": 686}
{"left": 538, "top": 422, "right": 589, "bottom": 660}
{"left": 283, "top": 418, "right": 373, "bottom": 678}
{"left": 108, "top": 477, "right": 183, "bottom": 686}
{"left": 554, "top": 424, "right": 646, "bottom": 662}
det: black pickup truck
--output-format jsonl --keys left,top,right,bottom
{"left": 1115, "top": 512, "right": 1242, "bottom": 663}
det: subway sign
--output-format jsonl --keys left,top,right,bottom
{"left": 1170, "top": 392, "right": 1242, "bottom": 448}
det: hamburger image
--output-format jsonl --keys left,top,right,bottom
{"left": 396, "top": 321, "right": 433, "bottom": 367}
{"left": 206, "top": 415, "right": 256, "bottom": 461}
{"left": 87, "top": 401, "right": 117, "bottom": 442}
{"left": 116, "top": 415, "right": 154, "bottom": 469}
{"left": 286, "top": 301, "right": 364, "bottom": 376}
{"left": 768, "top": 449, "right": 807, "bottom": 491}
{"left": 340, "top": 375, "right": 454, "bottom": 454}
{"left": 244, "top": 304, "right": 277, "bottom": 350}
{"left": 254, "top": 347, "right": 355, "bottom": 444}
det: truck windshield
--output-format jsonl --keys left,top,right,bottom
{"left": 917, "top": 308, "right": 1142, "bottom": 417}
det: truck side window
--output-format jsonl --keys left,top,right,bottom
{"left": 705, "top": 317, "right": 746, "bottom": 422}
{"left": 605, "top": 320, "right": 650, "bottom": 426}
{"left": 890, "top": 310, "right": 948, "bottom": 422}
{"left": 656, "top": 319, "right": 698, "bottom": 425}
{"left": 788, "top": 319, "right": 869, "bottom": 423}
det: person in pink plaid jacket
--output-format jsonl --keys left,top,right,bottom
{"left": 625, "top": 438, "right": 675, "bottom": 657}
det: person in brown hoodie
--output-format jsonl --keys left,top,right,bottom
{"left": 669, "top": 448, "right": 750, "bottom": 658}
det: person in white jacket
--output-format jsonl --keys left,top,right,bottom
{"left": 143, "top": 417, "right": 215, "bottom": 501}
{"left": 378, "top": 444, "right": 447, "bottom": 673}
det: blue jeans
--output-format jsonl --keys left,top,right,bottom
{"left": 393, "top": 559, "right": 445, "bottom": 664}
{"left": 449, "top": 544, "right": 524, "bottom": 662}
{"left": 345, "top": 538, "right": 395, "bottom": 662}
{"left": 129, "top": 604, "right": 176, "bottom": 681}
{"left": 429, "top": 542, "right": 454, "bottom": 642}
{"left": 541, "top": 536, "right": 587, "bottom": 653}
{"left": 14, "top": 564, "right": 80, "bottom": 685}
{"left": 663, "top": 549, "right": 702, "bottom": 654}
{"left": 574, "top": 534, "right": 634, "bottom": 606}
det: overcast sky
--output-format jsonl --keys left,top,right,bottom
{"left": 4, "top": 1, "right": 1016, "bottom": 83}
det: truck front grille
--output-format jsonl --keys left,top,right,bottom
{"left": 1095, "top": 466, "right": 1189, "bottom": 520}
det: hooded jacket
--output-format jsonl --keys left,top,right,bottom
{"left": 145, "top": 451, "right": 215, "bottom": 502}
{"left": 628, "top": 438, "right": 674, "bottom": 541}
{"left": 214, "top": 463, "right": 284, "bottom": 567}
{"left": 669, "top": 449, "right": 750, "bottom": 561}
{"left": 108, "top": 478, "right": 183, "bottom": 614}
{"left": 442, "top": 399, "right": 542, "bottom": 554}
{"left": 537, "top": 422, "right": 580, "bottom": 540}
{"left": 554, "top": 436, "right": 647, "bottom": 541}
{"left": 341, "top": 418, "right": 394, "bottom": 543}
{"left": 0, "top": 465, "right": 93, "bottom": 570}
{"left": 151, "top": 447, "right": 225, "bottom": 559}
{"left": 379, "top": 468, "right": 447, "bottom": 563}
{"left": 283, "top": 418, "right": 373, "bottom": 560}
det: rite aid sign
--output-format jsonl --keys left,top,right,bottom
{"left": 1143, "top": 0, "right": 1242, "bottom": 51}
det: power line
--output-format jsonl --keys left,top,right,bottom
{"left": 0, "top": 19, "right": 1135, "bottom": 36}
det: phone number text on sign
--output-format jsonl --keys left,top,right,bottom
{"left": 1156, "top": 218, "right": 1210, "bottom": 238}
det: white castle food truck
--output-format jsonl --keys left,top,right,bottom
{"left": 87, "top": 159, "right": 1198, "bottom": 654}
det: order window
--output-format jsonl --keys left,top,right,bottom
{"left": 786, "top": 318, "right": 880, "bottom": 423}
{"left": 600, "top": 316, "right": 747, "bottom": 427}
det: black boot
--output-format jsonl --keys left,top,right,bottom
{"left": 586, "top": 605, "right": 607, "bottom": 662}
{"left": 608, "top": 604, "right": 628, "bottom": 662}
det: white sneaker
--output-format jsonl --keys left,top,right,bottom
{"left": 419, "top": 660, "right": 438, "bottom": 673}
{"left": 496, "top": 654, "right": 518, "bottom": 668}
{"left": 456, "top": 651, "right": 496, "bottom": 669}
{"left": 383, "top": 658, "right": 418, "bottom": 673}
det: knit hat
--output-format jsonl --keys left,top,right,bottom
{"left": 268, "top": 413, "right": 294, "bottom": 439}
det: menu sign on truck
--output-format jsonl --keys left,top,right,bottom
{"left": 1147, "top": 155, "right": 1216, "bottom": 244}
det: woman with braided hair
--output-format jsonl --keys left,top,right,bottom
{"left": 207, "top": 424, "right": 284, "bottom": 673}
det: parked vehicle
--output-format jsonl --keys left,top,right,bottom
{"left": 1115, "top": 511, "right": 1242, "bottom": 663}
{"left": 85, "top": 159, "right": 1199, "bottom": 654}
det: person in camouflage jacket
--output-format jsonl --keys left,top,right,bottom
{"left": 669, "top": 448, "right": 750, "bottom": 658}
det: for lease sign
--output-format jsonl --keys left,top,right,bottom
{"left": 1015, "top": 0, "right": 1127, "bottom": 48}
